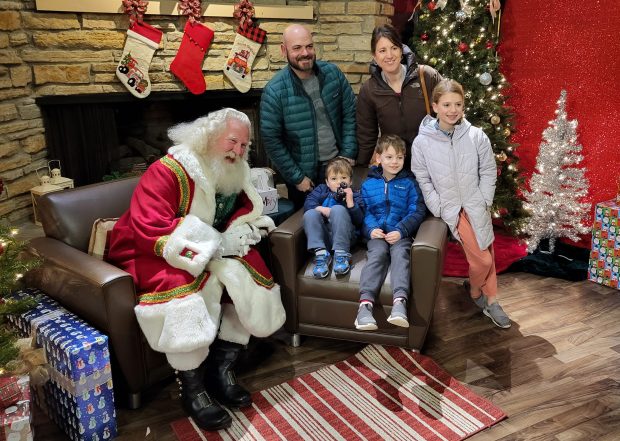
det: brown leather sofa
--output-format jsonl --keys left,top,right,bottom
{"left": 24, "top": 177, "right": 172, "bottom": 409}
{"left": 269, "top": 166, "right": 448, "bottom": 351}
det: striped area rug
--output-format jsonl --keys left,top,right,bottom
{"left": 171, "top": 344, "right": 506, "bottom": 440}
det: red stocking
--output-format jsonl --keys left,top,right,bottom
{"left": 170, "top": 21, "right": 214, "bottom": 95}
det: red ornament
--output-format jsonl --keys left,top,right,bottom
{"left": 486, "top": 40, "right": 495, "bottom": 50}
{"left": 458, "top": 42, "right": 469, "bottom": 53}
{"left": 421, "top": 33, "right": 429, "bottom": 41}
{"left": 427, "top": 1, "right": 436, "bottom": 11}
{"left": 499, "top": 207, "right": 509, "bottom": 216}
{"left": 497, "top": 166, "right": 502, "bottom": 176}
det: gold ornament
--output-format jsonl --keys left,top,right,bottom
{"left": 503, "top": 127, "right": 511, "bottom": 137}
{"left": 490, "top": 115, "right": 501, "bottom": 125}
{"left": 429, "top": 57, "right": 438, "bottom": 65}
{"left": 497, "top": 152, "right": 507, "bottom": 161}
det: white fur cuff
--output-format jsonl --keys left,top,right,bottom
{"left": 164, "top": 214, "right": 221, "bottom": 277}
{"left": 134, "top": 294, "right": 217, "bottom": 370}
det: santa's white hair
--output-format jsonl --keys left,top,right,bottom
{"left": 167, "top": 108, "right": 252, "bottom": 156}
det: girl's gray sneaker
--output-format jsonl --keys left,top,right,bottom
{"left": 354, "top": 303, "right": 377, "bottom": 331}
{"left": 484, "top": 302, "right": 511, "bottom": 328}
{"left": 463, "top": 280, "right": 486, "bottom": 310}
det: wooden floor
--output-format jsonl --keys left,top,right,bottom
{"left": 32, "top": 272, "right": 620, "bottom": 440}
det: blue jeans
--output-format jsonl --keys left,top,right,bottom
{"left": 359, "top": 237, "right": 412, "bottom": 302}
{"left": 303, "top": 205, "right": 356, "bottom": 252}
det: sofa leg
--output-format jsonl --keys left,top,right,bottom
{"left": 290, "top": 333, "right": 301, "bottom": 348}
{"left": 127, "top": 392, "right": 142, "bottom": 410}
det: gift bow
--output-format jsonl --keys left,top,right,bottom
{"left": 121, "top": 0, "right": 149, "bottom": 24}
{"left": 178, "top": 0, "right": 203, "bottom": 23}
{"left": 489, "top": 0, "right": 501, "bottom": 22}
{"left": 234, "top": 0, "right": 255, "bottom": 28}
{"left": 5, "top": 338, "right": 49, "bottom": 386}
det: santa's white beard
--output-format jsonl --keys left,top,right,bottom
{"left": 206, "top": 156, "right": 247, "bottom": 195}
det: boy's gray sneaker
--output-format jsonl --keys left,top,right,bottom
{"left": 463, "top": 280, "right": 486, "bottom": 310}
{"left": 387, "top": 299, "right": 409, "bottom": 328}
{"left": 354, "top": 303, "right": 377, "bottom": 331}
{"left": 483, "top": 302, "right": 511, "bottom": 329}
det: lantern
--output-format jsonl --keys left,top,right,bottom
{"left": 30, "top": 169, "right": 62, "bottom": 226}
{"left": 48, "top": 160, "right": 74, "bottom": 190}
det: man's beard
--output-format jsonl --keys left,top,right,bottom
{"left": 206, "top": 155, "right": 247, "bottom": 196}
{"left": 286, "top": 51, "right": 315, "bottom": 73}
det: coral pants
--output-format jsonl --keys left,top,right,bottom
{"left": 456, "top": 210, "right": 498, "bottom": 298}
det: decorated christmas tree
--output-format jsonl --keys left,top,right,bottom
{"left": 411, "top": 0, "right": 527, "bottom": 233}
{"left": 0, "top": 223, "right": 40, "bottom": 368}
{"left": 522, "top": 90, "right": 590, "bottom": 253}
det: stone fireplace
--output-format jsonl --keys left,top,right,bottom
{"left": 0, "top": 0, "right": 394, "bottom": 223}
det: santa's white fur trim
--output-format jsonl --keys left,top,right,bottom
{"left": 169, "top": 146, "right": 265, "bottom": 229}
{"left": 163, "top": 214, "right": 221, "bottom": 277}
{"left": 218, "top": 303, "right": 251, "bottom": 345}
{"left": 207, "top": 258, "right": 285, "bottom": 338}
{"left": 134, "top": 276, "right": 223, "bottom": 370}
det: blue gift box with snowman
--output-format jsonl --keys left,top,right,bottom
{"left": 8, "top": 288, "right": 117, "bottom": 441}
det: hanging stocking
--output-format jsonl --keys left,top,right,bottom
{"left": 170, "top": 20, "right": 214, "bottom": 95}
{"left": 116, "top": 20, "right": 162, "bottom": 98}
{"left": 223, "top": 23, "right": 266, "bottom": 93}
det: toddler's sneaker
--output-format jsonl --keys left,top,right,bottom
{"left": 483, "top": 302, "right": 511, "bottom": 329}
{"left": 312, "top": 251, "right": 332, "bottom": 279}
{"left": 387, "top": 298, "right": 409, "bottom": 328}
{"left": 354, "top": 303, "right": 377, "bottom": 331}
{"left": 333, "top": 251, "right": 352, "bottom": 275}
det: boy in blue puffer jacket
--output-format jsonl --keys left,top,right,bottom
{"left": 303, "top": 157, "right": 364, "bottom": 278}
{"left": 355, "top": 135, "right": 426, "bottom": 330}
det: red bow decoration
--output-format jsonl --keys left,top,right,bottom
{"left": 178, "top": 0, "right": 203, "bottom": 23}
{"left": 234, "top": 0, "right": 255, "bottom": 28}
{"left": 121, "top": 0, "right": 149, "bottom": 24}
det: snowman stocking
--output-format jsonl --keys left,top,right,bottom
{"left": 223, "top": 23, "right": 266, "bottom": 93}
{"left": 116, "top": 21, "right": 162, "bottom": 98}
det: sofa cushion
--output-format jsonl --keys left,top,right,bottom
{"left": 88, "top": 218, "right": 119, "bottom": 260}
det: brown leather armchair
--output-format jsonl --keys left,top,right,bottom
{"left": 269, "top": 166, "right": 448, "bottom": 351}
{"left": 24, "top": 177, "right": 172, "bottom": 409}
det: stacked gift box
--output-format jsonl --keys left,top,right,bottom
{"left": 588, "top": 199, "right": 620, "bottom": 290}
{"left": 8, "top": 288, "right": 117, "bottom": 440}
{"left": 0, "top": 375, "right": 33, "bottom": 441}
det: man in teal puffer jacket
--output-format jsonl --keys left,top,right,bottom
{"left": 260, "top": 24, "right": 358, "bottom": 209}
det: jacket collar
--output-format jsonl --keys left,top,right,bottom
{"left": 369, "top": 45, "right": 419, "bottom": 88}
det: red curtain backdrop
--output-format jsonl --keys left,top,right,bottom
{"left": 500, "top": 0, "right": 620, "bottom": 214}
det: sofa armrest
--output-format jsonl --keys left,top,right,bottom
{"left": 268, "top": 209, "right": 307, "bottom": 333}
{"left": 24, "top": 237, "right": 150, "bottom": 394}
{"left": 409, "top": 216, "right": 448, "bottom": 349}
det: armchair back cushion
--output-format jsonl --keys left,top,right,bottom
{"left": 39, "top": 177, "right": 139, "bottom": 252}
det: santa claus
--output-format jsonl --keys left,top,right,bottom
{"left": 108, "top": 108, "right": 285, "bottom": 430}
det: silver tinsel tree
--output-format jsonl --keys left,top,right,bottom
{"left": 522, "top": 90, "right": 590, "bottom": 253}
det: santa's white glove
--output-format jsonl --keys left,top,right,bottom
{"left": 247, "top": 215, "right": 276, "bottom": 238}
{"left": 216, "top": 223, "right": 262, "bottom": 258}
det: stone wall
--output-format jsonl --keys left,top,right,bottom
{"left": 0, "top": 0, "right": 393, "bottom": 223}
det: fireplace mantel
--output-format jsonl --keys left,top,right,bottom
{"left": 35, "top": 0, "right": 314, "bottom": 19}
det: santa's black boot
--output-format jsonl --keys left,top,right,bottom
{"left": 177, "top": 365, "right": 232, "bottom": 431}
{"left": 205, "top": 340, "right": 252, "bottom": 408}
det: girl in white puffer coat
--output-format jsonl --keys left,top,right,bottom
{"left": 411, "top": 79, "right": 511, "bottom": 329}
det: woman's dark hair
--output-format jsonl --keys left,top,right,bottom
{"left": 370, "top": 24, "right": 403, "bottom": 54}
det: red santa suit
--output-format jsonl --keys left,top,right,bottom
{"left": 108, "top": 144, "right": 285, "bottom": 371}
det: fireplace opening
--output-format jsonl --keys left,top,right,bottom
{"left": 36, "top": 90, "right": 268, "bottom": 187}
